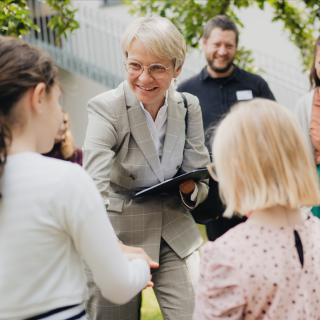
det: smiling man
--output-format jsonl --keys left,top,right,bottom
{"left": 178, "top": 15, "right": 275, "bottom": 241}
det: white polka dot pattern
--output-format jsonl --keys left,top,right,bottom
{"left": 193, "top": 213, "right": 320, "bottom": 319}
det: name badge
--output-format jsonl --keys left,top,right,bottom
{"left": 236, "top": 90, "right": 253, "bottom": 101}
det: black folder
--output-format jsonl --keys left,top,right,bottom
{"left": 133, "top": 167, "right": 209, "bottom": 198}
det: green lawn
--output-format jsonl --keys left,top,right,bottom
{"left": 141, "top": 288, "right": 162, "bottom": 320}
{"left": 141, "top": 224, "right": 207, "bottom": 320}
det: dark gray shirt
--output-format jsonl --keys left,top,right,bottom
{"left": 178, "top": 65, "right": 275, "bottom": 133}
{"left": 178, "top": 65, "right": 275, "bottom": 240}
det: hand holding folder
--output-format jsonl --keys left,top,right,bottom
{"left": 133, "top": 167, "right": 209, "bottom": 198}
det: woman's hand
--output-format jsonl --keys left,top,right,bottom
{"left": 179, "top": 179, "right": 196, "bottom": 195}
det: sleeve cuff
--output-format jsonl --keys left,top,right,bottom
{"left": 180, "top": 184, "right": 198, "bottom": 209}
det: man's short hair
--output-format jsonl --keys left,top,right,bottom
{"left": 202, "top": 15, "right": 239, "bottom": 45}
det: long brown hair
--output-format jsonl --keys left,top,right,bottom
{"left": 309, "top": 36, "right": 320, "bottom": 88}
{"left": 0, "top": 36, "right": 57, "bottom": 179}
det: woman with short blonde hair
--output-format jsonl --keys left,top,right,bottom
{"left": 84, "top": 15, "right": 209, "bottom": 320}
{"left": 194, "top": 99, "right": 320, "bottom": 320}
{"left": 121, "top": 16, "right": 186, "bottom": 70}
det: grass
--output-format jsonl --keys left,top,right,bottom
{"left": 141, "top": 224, "right": 207, "bottom": 320}
{"left": 141, "top": 288, "right": 162, "bottom": 320}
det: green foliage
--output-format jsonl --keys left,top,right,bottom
{"left": 236, "top": 46, "right": 256, "bottom": 73}
{"left": 46, "top": 0, "right": 79, "bottom": 39}
{"left": 269, "top": 0, "right": 316, "bottom": 69}
{"left": 126, "top": 0, "right": 319, "bottom": 71}
{"left": 0, "top": 0, "right": 39, "bottom": 36}
{"left": 0, "top": 0, "right": 78, "bottom": 40}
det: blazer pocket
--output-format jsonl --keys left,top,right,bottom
{"left": 107, "top": 197, "right": 125, "bottom": 213}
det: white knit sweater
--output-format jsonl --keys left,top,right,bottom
{"left": 0, "top": 152, "right": 149, "bottom": 320}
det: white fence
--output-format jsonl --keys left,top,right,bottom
{"left": 26, "top": 0, "right": 309, "bottom": 109}
{"left": 181, "top": 48, "right": 309, "bottom": 109}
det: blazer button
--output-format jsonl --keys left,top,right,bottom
{"left": 129, "top": 174, "right": 135, "bottom": 180}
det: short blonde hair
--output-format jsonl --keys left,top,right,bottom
{"left": 121, "top": 16, "right": 186, "bottom": 70}
{"left": 212, "top": 99, "right": 320, "bottom": 217}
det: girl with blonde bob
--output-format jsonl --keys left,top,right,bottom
{"left": 194, "top": 99, "right": 320, "bottom": 320}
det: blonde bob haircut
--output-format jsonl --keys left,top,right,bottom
{"left": 212, "top": 98, "right": 320, "bottom": 218}
{"left": 121, "top": 16, "right": 186, "bottom": 70}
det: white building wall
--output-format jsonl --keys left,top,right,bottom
{"left": 238, "top": 4, "right": 309, "bottom": 108}
{"left": 59, "top": 68, "right": 109, "bottom": 146}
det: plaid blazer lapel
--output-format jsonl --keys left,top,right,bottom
{"left": 124, "top": 82, "right": 164, "bottom": 182}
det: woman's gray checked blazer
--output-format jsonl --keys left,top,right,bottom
{"left": 83, "top": 81, "right": 210, "bottom": 262}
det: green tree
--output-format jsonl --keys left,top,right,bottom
{"left": 0, "top": 0, "right": 79, "bottom": 39}
{"left": 126, "top": 0, "right": 319, "bottom": 71}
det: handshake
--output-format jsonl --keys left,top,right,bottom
{"left": 120, "top": 242, "right": 159, "bottom": 288}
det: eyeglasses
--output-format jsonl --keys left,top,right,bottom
{"left": 124, "top": 61, "right": 171, "bottom": 79}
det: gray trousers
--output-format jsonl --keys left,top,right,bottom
{"left": 86, "top": 239, "right": 200, "bottom": 320}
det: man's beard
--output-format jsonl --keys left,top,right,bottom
{"left": 208, "top": 59, "right": 234, "bottom": 74}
